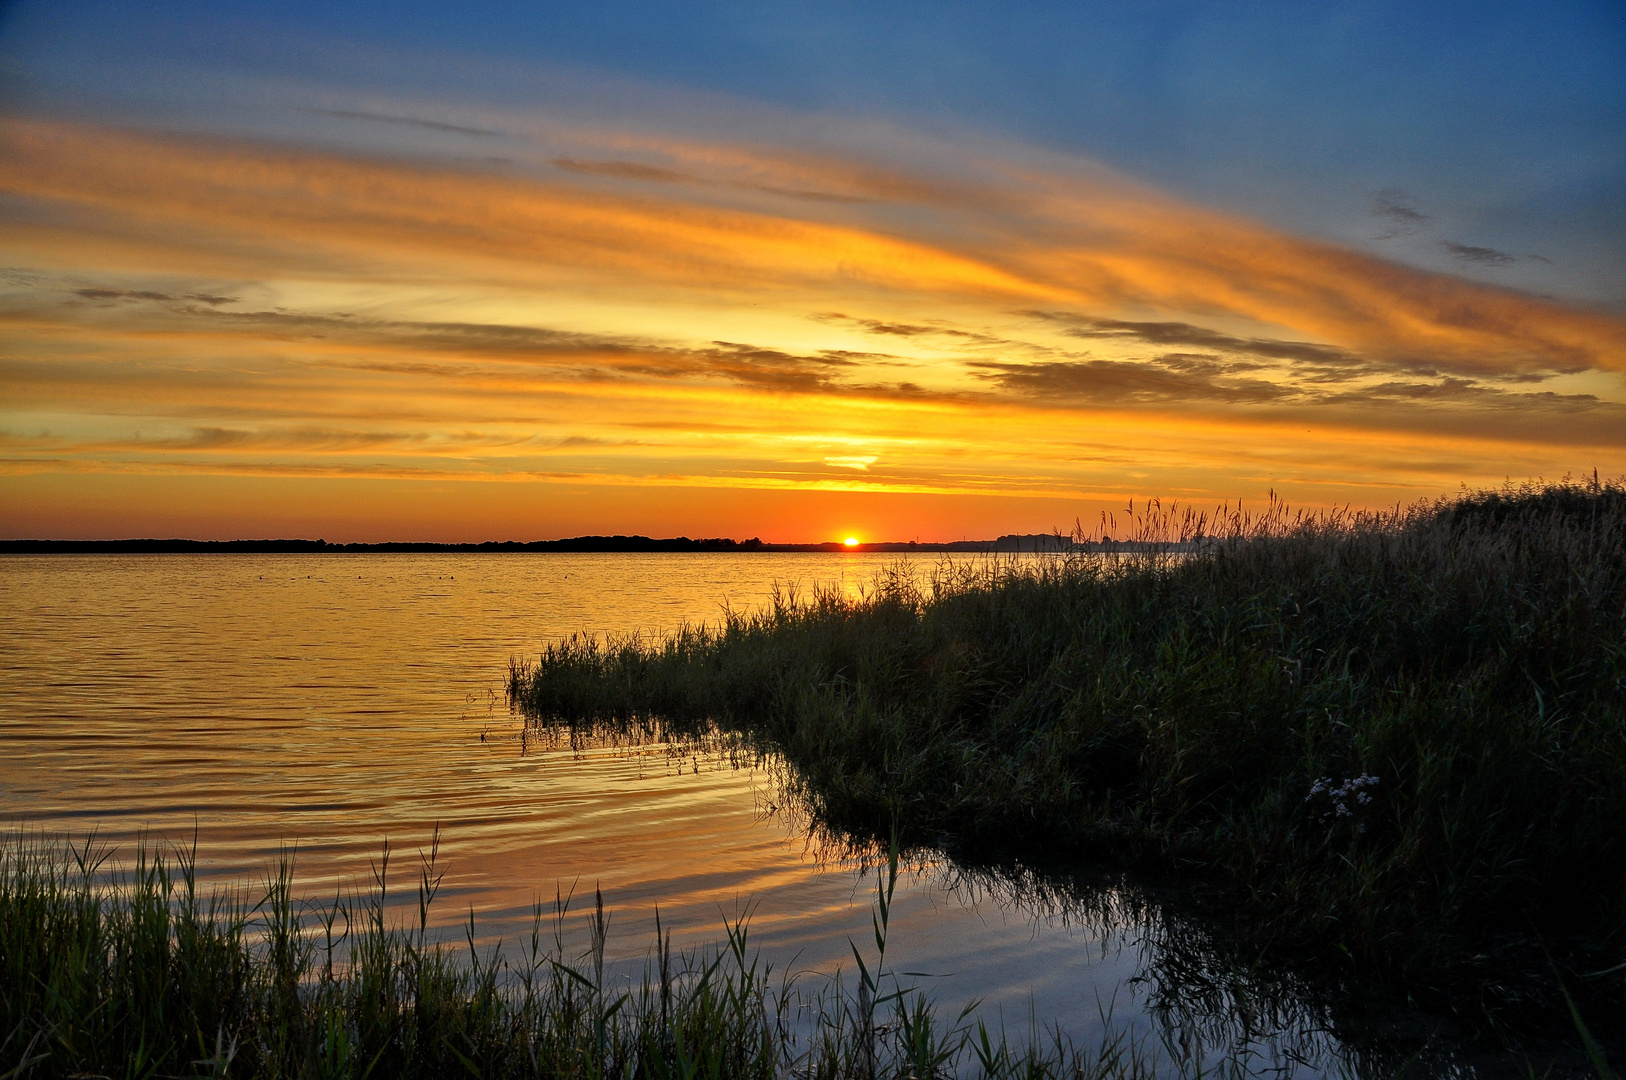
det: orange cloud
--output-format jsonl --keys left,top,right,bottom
{"left": 0, "top": 114, "right": 1623, "bottom": 541}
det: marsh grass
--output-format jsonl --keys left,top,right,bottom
{"left": 509, "top": 479, "right": 1626, "bottom": 1019}
{"left": 1, "top": 829, "right": 1223, "bottom": 1080}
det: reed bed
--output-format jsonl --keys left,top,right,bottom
{"left": 509, "top": 479, "right": 1626, "bottom": 1016}
{"left": 1, "top": 830, "right": 1211, "bottom": 1080}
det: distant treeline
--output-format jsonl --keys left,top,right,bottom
{"left": 0, "top": 532, "right": 1126, "bottom": 554}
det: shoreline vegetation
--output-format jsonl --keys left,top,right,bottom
{"left": 508, "top": 480, "right": 1626, "bottom": 1029}
{"left": 6, "top": 829, "right": 1610, "bottom": 1080}
{"left": 2, "top": 830, "right": 1338, "bottom": 1080}
{"left": 9, "top": 480, "right": 1623, "bottom": 1077}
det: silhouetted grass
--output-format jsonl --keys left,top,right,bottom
{"left": 509, "top": 479, "right": 1626, "bottom": 1012}
{"left": 2, "top": 830, "right": 1209, "bottom": 1080}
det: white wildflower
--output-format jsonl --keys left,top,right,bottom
{"left": 1306, "top": 774, "right": 1380, "bottom": 827}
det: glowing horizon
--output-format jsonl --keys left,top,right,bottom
{"left": 1, "top": 6, "right": 1623, "bottom": 542}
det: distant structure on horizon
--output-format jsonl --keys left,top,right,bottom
{"left": 1, "top": 532, "right": 1191, "bottom": 554}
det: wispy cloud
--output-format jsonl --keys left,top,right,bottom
{"left": 1370, "top": 189, "right": 1541, "bottom": 272}
{"left": 1442, "top": 240, "right": 1518, "bottom": 266}
{"left": 1371, "top": 188, "right": 1430, "bottom": 236}
{"left": 74, "top": 287, "right": 238, "bottom": 305}
{"left": 551, "top": 156, "right": 876, "bottom": 203}
{"left": 1024, "top": 313, "right": 1368, "bottom": 369}
{"left": 7, "top": 117, "right": 1621, "bottom": 374}
{"left": 972, "top": 357, "right": 1293, "bottom": 405}
{"left": 551, "top": 157, "right": 697, "bottom": 183}
{"left": 293, "top": 107, "right": 504, "bottom": 138}
{"left": 1, "top": 113, "right": 1623, "bottom": 537}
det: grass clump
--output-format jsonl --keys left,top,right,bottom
{"left": 509, "top": 479, "right": 1626, "bottom": 1009}
{"left": 1, "top": 830, "right": 1191, "bottom": 1080}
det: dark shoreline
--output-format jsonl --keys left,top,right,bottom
{"left": 0, "top": 534, "right": 1096, "bottom": 554}
{"left": 510, "top": 479, "right": 1626, "bottom": 1033}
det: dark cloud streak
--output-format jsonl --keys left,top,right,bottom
{"left": 551, "top": 158, "right": 696, "bottom": 183}
{"left": 1023, "top": 311, "right": 1366, "bottom": 368}
{"left": 1371, "top": 189, "right": 1430, "bottom": 237}
{"left": 20, "top": 286, "right": 1626, "bottom": 451}
{"left": 72, "top": 288, "right": 237, "bottom": 306}
{"left": 551, "top": 159, "right": 875, "bottom": 203}
{"left": 76, "top": 288, "right": 173, "bottom": 302}
{"left": 1442, "top": 240, "right": 1517, "bottom": 266}
{"left": 293, "top": 107, "right": 502, "bottom": 138}
{"left": 971, "top": 357, "right": 1292, "bottom": 405}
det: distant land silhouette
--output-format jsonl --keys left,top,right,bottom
{"left": 0, "top": 533, "right": 1094, "bottom": 554}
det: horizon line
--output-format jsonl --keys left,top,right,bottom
{"left": 0, "top": 532, "right": 1094, "bottom": 554}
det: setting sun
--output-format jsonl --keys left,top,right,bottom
{"left": 0, "top": 4, "right": 1619, "bottom": 1069}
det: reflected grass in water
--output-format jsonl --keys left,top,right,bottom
{"left": 409, "top": 718, "right": 1613, "bottom": 1078}
{"left": 509, "top": 479, "right": 1626, "bottom": 1022}
{"left": 1, "top": 830, "right": 1258, "bottom": 1080}
{"left": 476, "top": 723, "right": 1361, "bottom": 1073}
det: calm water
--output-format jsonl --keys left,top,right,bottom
{"left": 1, "top": 554, "right": 1426, "bottom": 1075}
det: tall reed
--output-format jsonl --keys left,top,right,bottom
{"left": 510, "top": 479, "right": 1626, "bottom": 1014}
{"left": 2, "top": 830, "right": 1202, "bottom": 1080}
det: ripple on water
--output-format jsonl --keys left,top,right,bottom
{"left": 2, "top": 553, "right": 1502, "bottom": 1076}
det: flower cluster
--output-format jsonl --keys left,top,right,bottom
{"left": 1304, "top": 774, "right": 1379, "bottom": 830}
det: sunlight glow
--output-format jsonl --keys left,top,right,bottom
{"left": 0, "top": 115, "right": 1622, "bottom": 541}
{"left": 843, "top": 537, "right": 859, "bottom": 547}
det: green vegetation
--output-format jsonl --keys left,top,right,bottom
{"left": 11, "top": 478, "right": 1621, "bottom": 1074}
{"left": 1, "top": 830, "right": 1201, "bottom": 1080}
{"left": 510, "top": 479, "right": 1626, "bottom": 1011}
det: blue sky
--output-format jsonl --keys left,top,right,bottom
{"left": 5, "top": 0, "right": 1623, "bottom": 307}
{"left": 2, "top": 1, "right": 1624, "bottom": 539}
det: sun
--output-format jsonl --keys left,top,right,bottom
{"left": 843, "top": 537, "right": 860, "bottom": 547}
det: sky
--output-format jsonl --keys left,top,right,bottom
{"left": 1, "top": 2, "right": 1623, "bottom": 542}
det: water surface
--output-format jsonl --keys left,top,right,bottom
{"left": 0, "top": 553, "right": 1430, "bottom": 1075}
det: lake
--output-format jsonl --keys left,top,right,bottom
{"left": 0, "top": 553, "right": 1486, "bottom": 1076}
